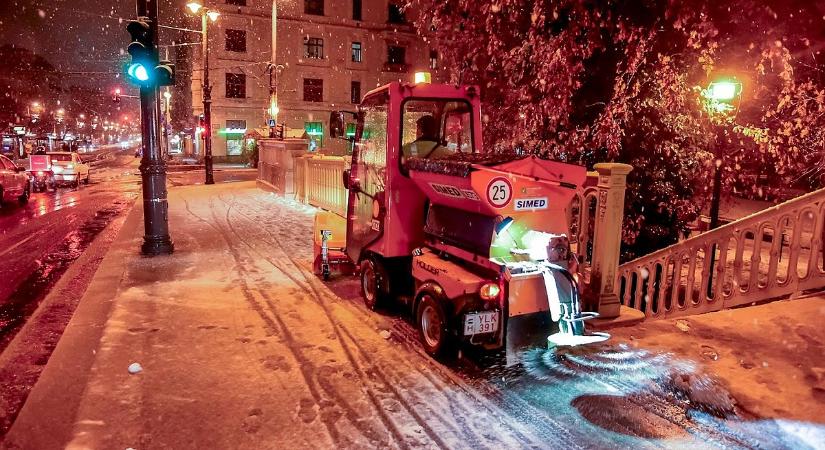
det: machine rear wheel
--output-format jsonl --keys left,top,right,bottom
{"left": 360, "top": 258, "right": 388, "bottom": 310}
{"left": 417, "top": 294, "right": 453, "bottom": 358}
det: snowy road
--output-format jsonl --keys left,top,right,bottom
{"left": 3, "top": 179, "right": 821, "bottom": 448}
{"left": 158, "top": 184, "right": 819, "bottom": 449}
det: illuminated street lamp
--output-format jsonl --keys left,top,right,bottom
{"left": 704, "top": 80, "right": 742, "bottom": 117}
{"left": 187, "top": 1, "right": 220, "bottom": 184}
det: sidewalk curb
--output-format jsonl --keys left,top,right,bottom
{"left": 2, "top": 201, "right": 144, "bottom": 450}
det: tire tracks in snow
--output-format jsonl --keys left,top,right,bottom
{"left": 211, "top": 193, "right": 428, "bottom": 449}
{"left": 217, "top": 191, "right": 551, "bottom": 449}
{"left": 180, "top": 193, "right": 352, "bottom": 448}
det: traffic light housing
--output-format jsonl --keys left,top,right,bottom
{"left": 125, "top": 18, "right": 175, "bottom": 87}
{"left": 126, "top": 18, "right": 155, "bottom": 86}
{"left": 155, "top": 61, "right": 176, "bottom": 86}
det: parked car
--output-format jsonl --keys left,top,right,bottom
{"left": 47, "top": 152, "right": 90, "bottom": 187}
{"left": 0, "top": 154, "right": 30, "bottom": 207}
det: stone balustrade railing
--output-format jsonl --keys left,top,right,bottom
{"left": 617, "top": 188, "right": 825, "bottom": 319}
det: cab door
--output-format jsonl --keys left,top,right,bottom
{"left": 346, "top": 90, "right": 389, "bottom": 263}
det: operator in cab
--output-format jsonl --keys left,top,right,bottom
{"left": 401, "top": 115, "right": 451, "bottom": 164}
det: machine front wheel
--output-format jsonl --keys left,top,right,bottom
{"left": 417, "top": 294, "right": 453, "bottom": 358}
{"left": 360, "top": 258, "right": 387, "bottom": 311}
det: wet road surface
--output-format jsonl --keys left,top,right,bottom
{"left": 0, "top": 148, "right": 141, "bottom": 345}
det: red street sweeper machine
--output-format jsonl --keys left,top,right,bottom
{"left": 315, "top": 78, "right": 608, "bottom": 363}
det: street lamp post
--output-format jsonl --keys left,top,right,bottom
{"left": 703, "top": 79, "right": 742, "bottom": 230}
{"left": 187, "top": 2, "right": 219, "bottom": 185}
{"left": 265, "top": 2, "right": 284, "bottom": 138}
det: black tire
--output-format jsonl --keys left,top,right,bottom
{"left": 416, "top": 293, "right": 454, "bottom": 358}
{"left": 360, "top": 257, "right": 389, "bottom": 311}
{"left": 18, "top": 185, "right": 29, "bottom": 204}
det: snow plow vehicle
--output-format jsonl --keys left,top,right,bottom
{"left": 319, "top": 77, "right": 607, "bottom": 362}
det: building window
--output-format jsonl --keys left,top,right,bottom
{"left": 227, "top": 139, "right": 243, "bottom": 155}
{"left": 225, "top": 120, "right": 246, "bottom": 155}
{"left": 429, "top": 50, "right": 438, "bottom": 69}
{"left": 226, "top": 119, "right": 246, "bottom": 130}
{"left": 226, "top": 73, "right": 246, "bottom": 98}
{"left": 226, "top": 0, "right": 246, "bottom": 5}
{"left": 305, "top": 122, "right": 323, "bottom": 151}
{"left": 388, "top": 3, "right": 406, "bottom": 23}
{"left": 351, "top": 81, "right": 361, "bottom": 104}
{"left": 304, "top": 37, "right": 324, "bottom": 59}
{"left": 387, "top": 46, "right": 406, "bottom": 65}
{"left": 303, "top": 78, "right": 323, "bottom": 102}
{"left": 351, "top": 42, "right": 362, "bottom": 63}
{"left": 352, "top": 0, "right": 362, "bottom": 20}
{"left": 225, "top": 29, "right": 246, "bottom": 53}
{"left": 304, "top": 0, "right": 324, "bottom": 15}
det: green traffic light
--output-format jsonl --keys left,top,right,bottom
{"left": 135, "top": 65, "right": 149, "bottom": 82}
{"left": 127, "top": 63, "right": 150, "bottom": 82}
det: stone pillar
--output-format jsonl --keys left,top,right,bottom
{"left": 588, "top": 163, "right": 633, "bottom": 318}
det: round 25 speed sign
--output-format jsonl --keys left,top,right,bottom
{"left": 486, "top": 177, "right": 513, "bottom": 208}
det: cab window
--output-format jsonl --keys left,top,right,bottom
{"left": 399, "top": 99, "right": 473, "bottom": 169}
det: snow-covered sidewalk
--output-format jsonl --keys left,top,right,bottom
{"left": 5, "top": 181, "right": 824, "bottom": 449}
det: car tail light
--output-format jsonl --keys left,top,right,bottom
{"left": 37, "top": 171, "right": 44, "bottom": 176}
{"left": 479, "top": 282, "right": 501, "bottom": 301}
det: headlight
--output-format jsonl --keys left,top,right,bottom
{"left": 479, "top": 282, "right": 501, "bottom": 301}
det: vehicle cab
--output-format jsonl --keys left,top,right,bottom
{"left": 334, "top": 81, "right": 483, "bottom": 270}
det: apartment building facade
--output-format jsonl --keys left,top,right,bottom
{"left": 190, "top": 0, "right": 436, "bottom": 158}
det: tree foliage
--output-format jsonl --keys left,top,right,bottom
{"left": 409, "top": 0, "right": 825, "bottom": 259}
{"left": 0, "top": 45, "right": 62, "bottom": 126}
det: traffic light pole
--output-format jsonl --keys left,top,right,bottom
{"left": 137, "top": 0, "right": 174, "bottom": 255}
{"left": 201, "top": 12, "right": 215, "bottom": 185}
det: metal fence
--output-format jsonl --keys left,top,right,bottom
{"left": 617, "top": 188, "right": 825, "bottom": 319}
